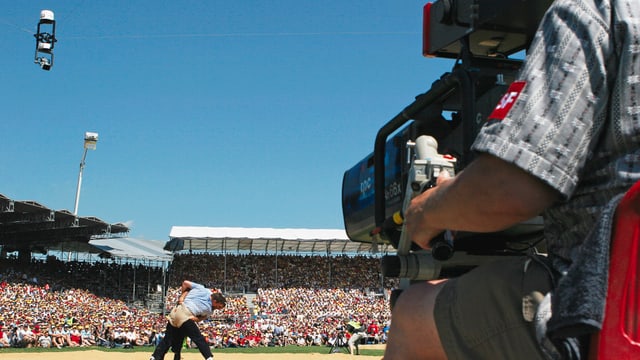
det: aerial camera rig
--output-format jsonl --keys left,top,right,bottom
{"left": 341, "top": 0, "right": 554, "bottom": 301}
{"left": 34, "top": 10, "right": 56, "bottom": 71}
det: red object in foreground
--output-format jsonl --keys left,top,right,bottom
{"left": 590, "top": 180, "right": 640, "bottom": 359}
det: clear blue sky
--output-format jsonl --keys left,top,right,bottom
{"left": 1, "top": 1, "right": 453, "bottom": 241}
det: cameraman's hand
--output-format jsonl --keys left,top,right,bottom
{"left": 403, "top": 154, "right": 559, "bottom": 250}
{"left": 433, "top": 169, "right": 451, "bottom": 186}
{"left": 404, "top": 170, "right": 451, "bottom": 249}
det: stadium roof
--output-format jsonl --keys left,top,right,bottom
{"left": 88, "top": 238, "right": 173, "bottom": 262}
{"left": 0, "top": 193, "right": 129, "bottom": 253}
{"left": 40, "top": 237, "right": 173, "bottom": 263}
{"left": 165, "top": 226, "right": 394, "bottom": 255}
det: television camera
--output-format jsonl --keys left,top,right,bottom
{"left": 341, "top": 0, "right": 553, "bottom": 304}
{"left": 329, "top": 326, "right": 350, "bottom": 354}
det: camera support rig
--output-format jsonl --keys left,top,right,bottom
{"left": 341, "top": 0, "right": 553, "bottom": 303}
{"left": 34, "top": 10, "right": 57, "bottom": 71}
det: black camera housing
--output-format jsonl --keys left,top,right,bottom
{"left": 341, "top": 0, "right": 553, "bottom": 286}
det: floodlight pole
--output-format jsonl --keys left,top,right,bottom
{"left": 73, "top": 132, "right": 98, "bottom": 215}
{"left": 73, "top": 148, "right": 88, "bottom": 215}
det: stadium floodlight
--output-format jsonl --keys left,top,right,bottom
{"left": 73, "top": 132, "right": 99, "bottom": 215}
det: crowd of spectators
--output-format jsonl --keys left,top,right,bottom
{"left": 170, "top": 253, "right": 396, "bottom": 292}
{"left": 0, "top": 252, "right": 392, "bottom": 350}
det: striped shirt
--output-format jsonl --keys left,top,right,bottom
{"left": 472, "top": 0, "right": 640, "bottom": 262}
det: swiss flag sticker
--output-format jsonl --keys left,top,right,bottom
{"left": 488, "top": 81, "right": 526, "bottom": 121}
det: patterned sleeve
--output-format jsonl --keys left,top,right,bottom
{"left": 471, "top": 0, "right": 614, "bottom": 198}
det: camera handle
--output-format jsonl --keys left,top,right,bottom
{"left": 396, "top": 135, "right": 456, "bottom": 258}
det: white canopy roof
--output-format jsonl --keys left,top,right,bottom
{"left": 165, "top": 226, "right": 393, "bottom": 255}
{"left": 169, "top": 226, "right": 349, "bottom": 240}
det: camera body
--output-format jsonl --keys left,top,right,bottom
{"left": 342, "top": 62, "right": 522, "bottom": 247}
{"left": 341, "top": 0, "right": 553, "bottom": 291}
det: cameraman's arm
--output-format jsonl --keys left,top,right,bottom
{"left": 404, "top": 153, "right": 559, "bottom": 249}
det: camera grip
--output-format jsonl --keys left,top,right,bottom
{"left": 429, "top": 230, "right": 454, "bottom": 260}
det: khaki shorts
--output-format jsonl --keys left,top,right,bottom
{"left": 434, "top": 256, "right": 553, "bottom": 360}
{"left": 167, "top": 304, "right": 194, "bottom": 328}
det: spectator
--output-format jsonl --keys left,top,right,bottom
{"left": 366, "top": 320, "right": 380, "bottom": 344}
{"left": 37, "top": 329, "right": 52, "bottom": 348}
{"left": 111, "top": 326, "right": 129, "bottom": 348}
{"left": 61, "top": 325, "right": 79, "bottom": 347}
{"left": 80, "top": 326, "right": 96, "bottom": 347}
{"left": 16, "top": 324, "right": 36, "bottom": 348}
{"left": 152, "top": 329, "right": 164, "bottom": 347}
{"left": 0, "top": 324, "right": 10, "bottom": 347}
{"left": 50, "top": 325, "right": 67, "bottom": 348}
{"left": 69, "top": 326, "right": 83, "bottom": 347}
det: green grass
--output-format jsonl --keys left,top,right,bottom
{"left": 0, "top": 345, "right": 384, "bottom": 357}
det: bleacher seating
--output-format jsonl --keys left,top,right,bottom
{"left": 0, "top": 253, "right": 392, "bottom": 349}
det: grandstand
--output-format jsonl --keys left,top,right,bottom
{"left": 0, "top": 194, "right": 129, "bottom": 259}
{"left": 0, "top": 197, "right": 394, "bottom": 350}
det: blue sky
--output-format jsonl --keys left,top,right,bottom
{"left": 1, "top": 1, "right": 453, "bottom": 241}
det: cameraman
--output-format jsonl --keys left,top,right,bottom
{"left": 345, "top": 319, "right": 367, "bottom": 355}
{"left": 384, "top": 0, "right": 640, "bottom": 359}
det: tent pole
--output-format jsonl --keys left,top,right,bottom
{"left": 162, "top": 261, "right": 167, "bottom": 317}
{"left": 133, "top": 262, "right": 136, "bottom": 302}
{"left": 223, "top": 238, "right": 227, "bottom": 293}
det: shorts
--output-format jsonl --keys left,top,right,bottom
{"left": 168, "top": 304, "right": 194, "bottom": 328}
{"left": 434, "top": 256, "right": 553, "bottom": 360}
